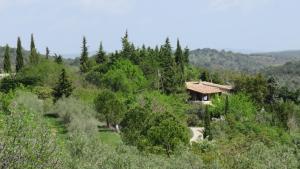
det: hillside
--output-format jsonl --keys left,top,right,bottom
{"left": 263, "top": 61, "right": 300, "bottom": 89}
{"left": 189, "top": 48, "right": 300, "bottom": 73}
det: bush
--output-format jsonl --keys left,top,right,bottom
{"left": 0, "top": 109, "right": 65, "bottom": 168}
{"left": 48, "top": 97, "right": 98, "bottom": 134}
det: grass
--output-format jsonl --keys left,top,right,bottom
{"left": 98, "top": 131, "right": 122, "bottom": 147}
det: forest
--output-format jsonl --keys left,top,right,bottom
{"left": 0, "top": 33, "right": 299, "bottom": 169}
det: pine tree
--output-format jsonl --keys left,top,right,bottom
{"left": 174, "top": 39, "right": 185, "bottom": 84}
{"left": 29, "top": 34, "right": 39, "bottom": 64}
{"left": 204, "top": 106, "right": 212, "bottom": 140}
{"left": 3, "top": 45, "right": 11, "bottom": 73}
{"left": 16, "top": 37, "right": 24, "bottom": 72}
{"left": 80, "top": 36, "right": 89, "bottom": 73}
{"left": 46, "top": 47, "right": 50, "bottom": 59}
{"left": 96, "top": 42, "right": 107, "bottom": 64}
{"left": 54, "top": 54, "right": 63, "bottom": 64}
{"left": 52, "top": 68, "right": 73, "bottom": 102}
{"left": 121, "top": 30, "right": 132, "bottom": 60}
{"left": 265, "top": 77, "right": 278, "bottom": 104}
{"left": 183, "top": 47, "right": 190, "bottom": 64}
{"left": 160, "top": 38, "right": 176, "bottom": 94}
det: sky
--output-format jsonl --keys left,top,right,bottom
{"left": 0, "top": 0, "right": 300, "bottom": 57}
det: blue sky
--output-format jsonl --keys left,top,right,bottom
{"left": 0, "top": 0, "right": 299, "bottom": 56}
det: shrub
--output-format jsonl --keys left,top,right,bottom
{"left": 48, "top": 97, "right": 98, "bottom": 134}
{"left": 0, "top": 109, "right": 65, "bottom": 168}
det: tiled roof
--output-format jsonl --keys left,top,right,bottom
{"left": 186, "top": 81, "right": 232, "bottom": 94}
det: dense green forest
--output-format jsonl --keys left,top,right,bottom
{"left": 189, "top": 48, "right": 300, "bottom": 73}
{"left": 0, "top": 34, "right": 299, "bottom": 169}
{"left": 263, "top": 61, "right": 300, "bottom": 90}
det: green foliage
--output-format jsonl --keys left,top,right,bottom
{"left": 94, "top": 90, "right": 125, "bottom": 128}
{"left": 175, "top": 39, "right": 185, "bottom": 84}
{"left": 3, "top": 45, "right": 11, "bottom": 73}
{"left": 203, "top": 106, "right": 212, "bottom": 140}
{"left": 16, "top": 37, "right": 24, "bottom": 72}
{"left": 160, "top": 38, "right": 177, "bottom": 94}
{"left": 46, "top": 47, "right": 50, "bottom": 59}
{"left": 29, "top": 34, "right": 39, "bottom": 64}
{"left": 96, "top": 42, "right": 107, "bottom": 64}
{"left": 80, "top": 37, "right": 89, "bottom": 73}
{"left": 0, "top": 109, "right": 64, "bottom": 168}
{"left": 120, "top": 106, "right": 150, "bottom": 145}
{"left": 55, "top": 54, "right": 63, "bottom": 64}
{"left": 102, "top": 59, "right": 147, "bottom": 92}
{"left": 48, "top": 97, "right": 98, "bottom": 134}
{"left": 138, "top": 112, "right": 189, "bottom": 156}
{"left": 52, "top": 69, "right": 74, "bottom": 102}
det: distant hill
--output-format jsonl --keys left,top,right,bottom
{"left": 189, "top": 48, "right": 300, "bottom": 73}
{"left": 263, "top": 61, "right": 300, "bottom": 89}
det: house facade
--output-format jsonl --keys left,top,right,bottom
{"left": 186, "top": 81, "right": 233, "bottom": 105}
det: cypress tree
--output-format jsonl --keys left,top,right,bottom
{"left": 29, "top": 34, "right": 39, "bottom": 64}
{"left": 16, "top": 37, "right": 24, "bottom": 72}
{"left": 96, "top": 42, "right": 107, "bottom": 64}
{"left": 80, "top": 36, "right": 89, "bottom": 73}
{"left": 46, "top": 47, "right": 50, "bottom": 59}
{"left": 52, "top": 68, "right": 73, "bottom": 102}
{"left": 174, "top": 39, "right": 185, "bottom": 84}
{"left": 183, "top": 47, "right": 190, "bottom": 64}
{"left": 204, "top": 106, "right": 212, "bottom": 140}
{"left": 160, "top": 38, "right": 176, "bottom": 94}
{"left": 3, "top": 45, "right": 11, "bottom": 73}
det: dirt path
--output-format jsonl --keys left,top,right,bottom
{"left": 190, "top": 127, "right": 204, "bottom": 143}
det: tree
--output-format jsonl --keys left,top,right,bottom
{"left": 94, "top": 90, "right": 124, "bottom": 128}
{"left": 52, "top": 68, "right": 73, "bottom": 102}
{"left": 29, "top": 34, "right": 39, "bottom": 64}
{"left": 200, "top": 71, "right": 209, "bottom": 81}
{"left": 3, "top": 45, "right": 11, "bottom": 73}
{"left": 80, "top": 36, "right": 89, "bottom": 73}
{"left": 160, "top": 38, "right": 177, "bottom": 94}
{"left": 46, "top": 47, "right": 50, "bottom": 59}
{"left": 54, "top": 54, "right": 63, "bottom": 64}
{"left": 175, "top": 39, "right": 185, "bottom": 84}
{"left": 96, "top": 42, "right": 107, "bottom": 64}
{"left": 138, "top": 112, "right": 189, "bottom": 156}
{"left": 120, "top": 106, "right": 150, "bottom": 145}
{"left": 265, "top": 77, "right": 278, "bottom": 104}
{"left": 120, "top": 30, "right": 132, "bottom": 60}
{"left": 183, "top": 47, "right": 189, "bottom": 64}
{"left": 16, "top": 37, "right": 24, "bottom": 72}
{"left": 203, "top": 106, "right": 212, "bottom": 140}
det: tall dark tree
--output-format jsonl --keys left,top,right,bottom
{"left": 174, "top": 39, "right": 185, "bottom": 84}
{"left": 54, "top": 54, "right": 63, "bottom": 64}
{"left": 3, "top": 45, "right": 11, "bottom": 73}
{"left": 200, "top": 71, "right": 209, "bottom": 81}
{"left": 120, "top": 30, "right": 133, "bottom": 60}
{"left": 80, "top": 36, "right": 89, "bottom": 73}
{"left": 52, "top": 69, "right": 73, "bottom": 102}
{"left": 46, "top": 47, "right": 50, "bottom": 59}
{"left": 16, "top": 37, "right": 24, "bottom": 72}
{"left": 96, "top": 42, "right": 107, "bottom": 64}
{"left": 265, "top": 77, "right": 278, "bottom": 104}
{"left": 29, "top": 34, "right": 39, "bottom": 64}
{"left": 183, "top": 47, "right": 190, "bottom": 64}
{"left": 203, "top": 106, "right": 212, "bottom": 140}
{"left": 160, "top": 38, "right": 177, "bottom": 94}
